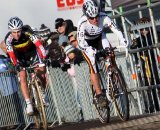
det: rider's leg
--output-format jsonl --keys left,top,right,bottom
{"left": 90, "top": 73, "right": 102, "bottom": 95}
{"left": 19, "top": 70, "right": 34, "bottom": 115}
{"left": 35, "top": 66, "right": 49, "bottom": 106}
{"left": 36, "top": 66, "right": 47, "bottom": 88}
{"left": 82, "top": 50, "right": 107, "bottom": 107}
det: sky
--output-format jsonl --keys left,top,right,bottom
{"left": 0, "top": 0, "right": 83, "bottom": 41}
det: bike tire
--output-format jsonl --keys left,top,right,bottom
{"left": 28, "top": 84, "right": 41, "bottom": 129}
{"left": 34, "top": 77, "right": 48, "bottom": 130}
{"left": 92, "top": 85, "right": 110, "bottom": 123}
{"left": 110, "top": 67, "right": 129, "bottom": 121}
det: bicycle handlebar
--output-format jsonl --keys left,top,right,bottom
{"left": 116, "top": 45, "right": 129, "bottom": 58}
{"left": 96, "top": 46, "right": 128, "bottom": 59}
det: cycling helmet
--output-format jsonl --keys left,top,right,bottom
{"left": 8, "top": 17, "right": 23, "bottom": 30}
{"left": 83, "top": 0, "right": 99, "bottom": 18}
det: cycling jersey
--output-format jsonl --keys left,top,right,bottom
{"left": 77, "top": 12, "right": 125, "bottom": 50}
{"left": 5, "top": 25, "right": 46, "bottom": 66}
{"left": 77, "top": 12, "right": 126, "bottom": 74}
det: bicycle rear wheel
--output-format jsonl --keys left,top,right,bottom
{"left": 92, "top": 86, "right": 110, "bottom": 123}
{"left": 34, "top": 77, "right": 48, "bottom": 130}
{"left": 110, "top": 67, "right": 129, "bottom": 121}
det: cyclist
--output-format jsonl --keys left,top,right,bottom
{"left": 4, "top": 17, "right": 48, "bottom": 115}
{"left": 77, "top": 0, "right": 128, "bottom": 107}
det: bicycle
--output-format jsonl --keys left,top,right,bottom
{"left": 92, "top": 46, "right": 129, "bottom": 123}
{"left": 21, "top": 63, "right": 48, "bottom": 130}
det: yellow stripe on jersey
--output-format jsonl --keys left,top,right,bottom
{"left": 14, "top": 40, "right": 31, "bottom": 49}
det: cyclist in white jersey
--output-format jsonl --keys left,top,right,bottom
{"left": 77, "top": 0, "right": 128, "bottom": 107}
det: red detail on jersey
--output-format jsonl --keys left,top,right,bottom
{"left": 7, "top": 51, "right": 17, "bottom": 66}
{"left": 34, "top": 40, "right": 46, "bottom": 59}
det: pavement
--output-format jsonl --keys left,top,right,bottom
{"left": 50, "top": 113, "right": 160, "bottom": 130}
{"left": 1, "top": 113, "right": 160, "bottom": 130}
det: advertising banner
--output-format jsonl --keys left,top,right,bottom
{"left": 56, "top": 0, "right": 84, "bottom": 10}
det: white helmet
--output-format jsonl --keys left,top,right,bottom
{"left": 8, "top": 17, "right": 23, "bottom": 30}
{"left": 83, "top": 0, "right": 99, "bottom": 18}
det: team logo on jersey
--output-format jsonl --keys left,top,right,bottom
{"left": 87, "top": 26, "right": 102, "bottom": 36}
{"left": 56, "top": 0, "right": 84, "bottom": 10}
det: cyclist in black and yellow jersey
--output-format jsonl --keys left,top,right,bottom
{"left": 4, "top": 17, "right": 48, "bottom": 115}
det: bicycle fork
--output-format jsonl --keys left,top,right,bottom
{"left": 30, "top": 73, "right": 38, "bottom": 106}
{"left": 96, "top": 60, "right": 112, "bottom": 102}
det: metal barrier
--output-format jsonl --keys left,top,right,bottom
{"left": 0, "top": 48, "right": 160, "bottom": 128}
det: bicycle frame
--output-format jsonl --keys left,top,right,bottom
{"left": 95, "top": 46, "right": 128, "bottom": 100}
{"left": 25, "top": 63, "right": 48, "bottom": 129}
{"left": 95, "top": 49, "right": 115, "bottom": 100}
{"left": 26, "top": 64, "right": 45, "bottom": 84}
{"left": 95, "top": 46, "right": 129, "bottom": 121}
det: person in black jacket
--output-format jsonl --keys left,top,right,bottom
{"left": 54, "top": 18, "right": 77, "bottom": 46}
{"left": 55, "top": 18, "right": 77, "bottom": 36}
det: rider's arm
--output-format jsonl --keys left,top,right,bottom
{"left": 30, "top": 34, "right": 46, "bottom": 59}
{"left": 77, "top": 18, "right": 97, "bottom": 58}
{"left": 77, "top": 20, "right": 90, "bottom": 50}
{"left": 5, "top": 35, "right": 17, "bottom": 66}
{"left": 103, "top": 16, "right": 126, "bottom": 45}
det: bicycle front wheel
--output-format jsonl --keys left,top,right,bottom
{"left": 34, "top": 77, "right": 48, "bottom": 130}
{"left": 92, "top": 86, "right": 110, "bottom": 123}
{"left": 28, "top": 84, "right": 41, "bottom": 129}
{"left": 110, "top": 67, "right": 129, "bottom": 121}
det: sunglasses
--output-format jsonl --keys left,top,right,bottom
{"left": 88, "top": 14, "right": 99, "bottom": 20}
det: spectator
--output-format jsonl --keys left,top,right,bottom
{"left": 63, "top": 43, "right": 84, "bottom": 121}
{"left": 131, "top": 17, "right": 160, "bottom": 112}
{"left": 55, "top": 18, "right": 77, "bottom": 36}
{"left": 38, "top": 24, "right": 52, "bottom": 47}
{"left": 131, "top": 17, "right": 160, "bottom": 85}
{"left": 54, "top": 18, "right": 77, "bottom": 45}
{"left": 68, "top": 31, "right": 84, "bottom": 64}
{"left": 68, "top": 31, "right": 78, "bottom": 48}
{"left": 45, "top": 32, "right": 66, "bottom": 68}
{"left": 0, "top": 41, "right": 8, "bottom": 57}
{"left": 63, "top": 44, "right": 76, "bottom": 62}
